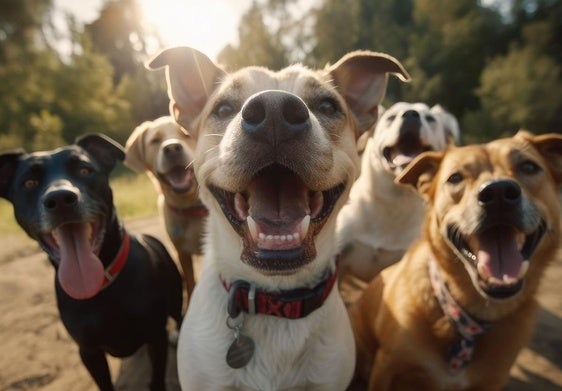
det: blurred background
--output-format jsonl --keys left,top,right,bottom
{"left": 0, "top": 0, "right": 561, "bottom": 153}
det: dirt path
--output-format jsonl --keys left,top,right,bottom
{"left": 0, "top": 216, "right": 561, "bottom": 390}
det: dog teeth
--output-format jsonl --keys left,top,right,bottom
{"left": 300, "top": 215, "right": 310, "bottom": 238}
{"left": 234, "top": 193, "right": 249, "bottom": 220}
{"left": 518, "top": 260, "right": 530, "bottom": 279}
{"left": 247, "top": 216, "right": 258, "bottom": 239}
{"left": 249, "top": 215, "right": 306, "bottom": 246}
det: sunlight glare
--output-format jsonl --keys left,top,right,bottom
{"left": 140, "top": 0, "right": 249, "bottom": 60}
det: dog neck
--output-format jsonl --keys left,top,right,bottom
{"left": 428, "top": 257, "right": 490, "bottom": 373}
{"left": 100, "top": 230, "right": 130, "bottom": 290}
{"left": 221, "top": 260, "right": 339, "bottom": 320}
{"left": 166, "top": 201, "right": 209, "bottom": 218}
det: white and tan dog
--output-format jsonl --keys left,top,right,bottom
{"left": 148, "top": 46, "right": 409, "bottom": 390}
{"left": 124, "top": 116, "right": 206, "bottom": 301}
{"left": 337, "top": 102, "right": 460, "bottom": 282}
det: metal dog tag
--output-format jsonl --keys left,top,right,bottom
{"left": 226, "top": 332, "right": 255, "bottom": 369}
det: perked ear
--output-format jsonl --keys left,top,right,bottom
{"left": 0, "top": 150, "right": 25, "bottom": 200}
{"left": 431, "top": 104, "right": 461, "bottom": 145}
{"left": 124, "top": 121, "right": 151, "bottom": 173}
{"left": 518, "top": 130, "right": 562, "bottom": 184}
{"left": 147, "top": 46, "right": 226, "bottom": 138}
{"left": 396, "top": 150, "right": 443, "bottom": 200}
{"left": 75, "top": 134, "right": 125, "bottom": 174}
{"left": 328, "top": 50, "right": 410, "bottom": 139}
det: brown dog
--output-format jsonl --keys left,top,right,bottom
{"left": 349, "top": 130, "right": 562, "bottom": 390}
{"left": 124, "top": 116, "right": 206, "bottom": 301}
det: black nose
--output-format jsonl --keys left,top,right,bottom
{"left": 162, "top": 140, "right": 182, "bottom": 155}
{"left": 402, "top": 110, "right": 420, "bottom": 120}
{"left": 241, "top": 90, "right": 310, "bottom": 145}
{"left": 42, "top": 188, "right": 79, "bottom": 212}
{"left": 478, "top": 180, "right": 521, "bottom": 210}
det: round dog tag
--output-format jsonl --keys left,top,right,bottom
{"left": 226, "top": 333, "right": 255, "bottom": 369}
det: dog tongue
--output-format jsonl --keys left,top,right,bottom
{"left": 56, "top": 223, "right": 105, "bottom": 300}
{"left": 477, "top": 227, "right": 523, "bottom": 281}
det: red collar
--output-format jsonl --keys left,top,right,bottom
{"left": 429, "top": 257, "right": 490, "bottom": 373}
{"left": 222, "top": 262, "right": 339, "bottom": 320}
{"left": 166, "top": 202, "right": 209, "bottom": 218}
{"left": 101, "top": 231, "right": 130, "bottom": 289}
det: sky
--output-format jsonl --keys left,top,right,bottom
{"left": 53, "top": 0, "right": 254, "bottom": 60}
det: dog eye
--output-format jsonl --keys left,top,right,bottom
{"left": 447, "top": 172, "right": 463, "bottom": 184}
{"left": 518, "top": 160, "right": 541, "bottom": 175}
{"left": 425, "top": 115, "right": 436, "bottom": 122}
{"left": 386, "top": 115, "right": 396, "bottom": 122}
{"left": 214, "top": 102, "right": 235, "bottom": 119}
{"left": 79, "top": 167, "right": 92, "bottom": 176}
{"left": 150, "top": 136, "right": 162, "bottom": 145}
{"left": 24, "top": 179, "right": 39, "bottom": 189}
{"left": 317, "top": 99, "right": 339, "bottom": 116}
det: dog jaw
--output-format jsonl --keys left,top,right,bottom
{"left": 399, "top": 130, "right": 562, "bottom": 303}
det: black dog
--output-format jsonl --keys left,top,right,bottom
{"left": 0, "top": 134, "right": 183, "bottom": 391}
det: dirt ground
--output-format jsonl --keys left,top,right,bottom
{"left": 0, "top": 215, "right": 561, "bottom": 391}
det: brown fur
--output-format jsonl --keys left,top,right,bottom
{"left": 125, "top": 116, "right": 205, "bottom": 302}
{"left": 349, "top": 130, "right": 562, "bottom": 390}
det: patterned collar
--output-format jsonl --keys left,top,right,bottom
{"left": 166, "top": 202, "right": 209, "bottom": 218}
{"left": 428, "top": 257, "right": 490, "bottom": 373}
{"left": 222, "top": 261, "right": 339, "bottom": 320}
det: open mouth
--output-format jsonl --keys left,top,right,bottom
{"left": 41, "top": 218, "right": 107, "bottom": 300}
{"left": 210, "top": 164, "right": 345, "bottom": 274}
{"left": 447, "top": 221, "right": 546, "bottom": 299}
{"left": 158, "top": 165, "right": 195, "bottom": 193}
{"left": 382, "top": 142, "right": 432, "bottom": 172}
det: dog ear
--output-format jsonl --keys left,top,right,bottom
{"left": 396, "top": 151, "right": 443, "bottom": 199}
{"left": 124, "top": 121, "right": 151, "bottom": 173}
{"left": 147, "top": 46, "right": 226, "bottom": 138}
{"left": 520, "top": 130, "right": 562, "bottom": 184}
{"left": 328, "top": 51, "right": 410, "bottom": 139}
{"left": 76, "top": 134, "right": 125, "bottom": 173}
{"left": 0, "top": 150, "right": 25, "bottom": 200}
{"left": 430, "top": 104, "right": 461, "bottom": 145}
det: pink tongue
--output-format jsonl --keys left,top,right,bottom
{"left": 477, "top": 227, "right": 523, "bottom": 281}
{"left": 57, "top": 223, "right": 105, "bottom": 299}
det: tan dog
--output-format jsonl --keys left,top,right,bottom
{"left": 349, "top": 131, "right": 562, "bottom": 390}
{"left": 124, "top": 116, "right": 206, "bottom": 301}
{"left": 148, "top": 46, "right": 409, "bottom": 390}
{"left": 337, "top": 102, "right": 460, "bottom": 282}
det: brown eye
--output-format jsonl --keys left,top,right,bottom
{"left": 24, "top": 179, "right": 38, "bottom": 189}
{"left": 447, "top": 172, "right": 463, "bottom": 184}
{"left": 518, "top": 160, "right": 540, "bottom": 175}
{"left": 79, "top": 167, "right": 92, "bottom": 176}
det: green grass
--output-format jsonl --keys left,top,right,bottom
{"left": 0, "top": 173, "right": 158, "bottom": 236}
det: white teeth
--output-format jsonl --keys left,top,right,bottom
{"left": 259, "top": 232, "right": 265, "bottom": 240}
{"left": 247, "top": 216, "right": 258, "bottom": 239}
{"left": 234, "top": 193, "right": 248, "bottom": 221}
{"left": 518, "top": 260, "right": 530, "bottom": 279}
{"left": 300, "top": 215, "right": 311, "bottom": 239}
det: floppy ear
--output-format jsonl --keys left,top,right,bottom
{"left": 396, "top": 150, "right": 443, "bottom": 200}
{"left": 147, "top": 46, "right": 226, "bottom": 138}
{"left": 0, "top": 150, "right": 25, "bottom": 200}
{"left": 431, "top": 104, "right": 461, "bottom": 145}
{"left": 519, "top": 130, "right": 562, "bottom": 184}
{"left": 76, "top": 134, "right": 125, "bottom": 174}
{"left": 124, "top": 121, "right": 151, "bottom": 173}
{"left": 328, "top": 51, "right": 410, "bottom": 139}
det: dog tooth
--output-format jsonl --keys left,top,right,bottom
{"left": 274, "top": 235, "right": 280, "bottom": 240}
{"left": 518, "top": 260, "right": 530, "bottom": 279}
{"left": 293, "top": 232, "right": 300, "bottom": 240}
{"left": 280, "top": 235, "right": 287, "bottom": 241}
{"left": 266, "top": 235, "right": 273, "bottom": 241}
{"left": 502, "top": 274, "right": 517, "bottom": 284}
{"left": 247, "top": 216, "right": 259, "bottom": 240}
{"left": 300, "top": 215, "right": 311, "bottom": 238}
{"left": 259, "top": 233, "right": 266, "bottom": 240}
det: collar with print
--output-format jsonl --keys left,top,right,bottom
{"left": 428, "top": 257, "right": 490, "bottom": 374}
{"left": 223, "top": 261, "right": 339, "bottom": 320}
{"left": 100, "top": 230, "right": 130, "bottom": 289}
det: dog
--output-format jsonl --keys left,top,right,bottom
{"left": 148, "top": 46, "right": 410, "bottom": 390}
{"left": 124, "top": 116, "right": 206, "bottom": 302}
{"left": 0, "top": 134, "right": 183, "bottom": 391}
{"left": 348, "top": 130, "right": 562, "bottom": 390}
{"left": 337, "top": 102, "right": 460, "bottom": 282}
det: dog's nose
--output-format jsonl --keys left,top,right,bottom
{"left": 162, "top": 139, "right": 182, "bottom": 155}
{"left": 478, "top": 180, "right": 521, "bottom": 209}
{"left": 241, "top": 90, "right": 310, "bottom": 144}
{"left": 402, "top": 110, "right": 420, "bottom": 120}
{"left": 42, "top": 187, "right": 79, "bottom": 212}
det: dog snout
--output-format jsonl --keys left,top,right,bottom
{"left": 402, "top": 110, "right": 420, "bottom": 120}
{"left": 478, "top": 180, "right": 522, "bottom": 210}
{"left": 241, "top": 90, "right": 310, "bottom": 145}
{"left": 42, "top": 185, "right": 80, "bottom": 213}
{"left": 162, "top": 139, "right": 183, "bottom": 156}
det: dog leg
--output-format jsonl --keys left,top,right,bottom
{"left": 179, "top": 252, "right": 196, "bottom": 303}
{"left": 146, "top": 328, "right": 168, "bottom": 391}
{"left": 79, "top": 346, "right": 114, "bottom": 391}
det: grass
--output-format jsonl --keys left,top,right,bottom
{"left": 1, "top": 173, "right": 158, "bottom": 236}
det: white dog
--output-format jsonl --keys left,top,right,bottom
{"left": 337, "top": 102, "right": 459, "bottom": 282}
{"left": 148, "top": 46, "right": 409, "bottom": 390}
